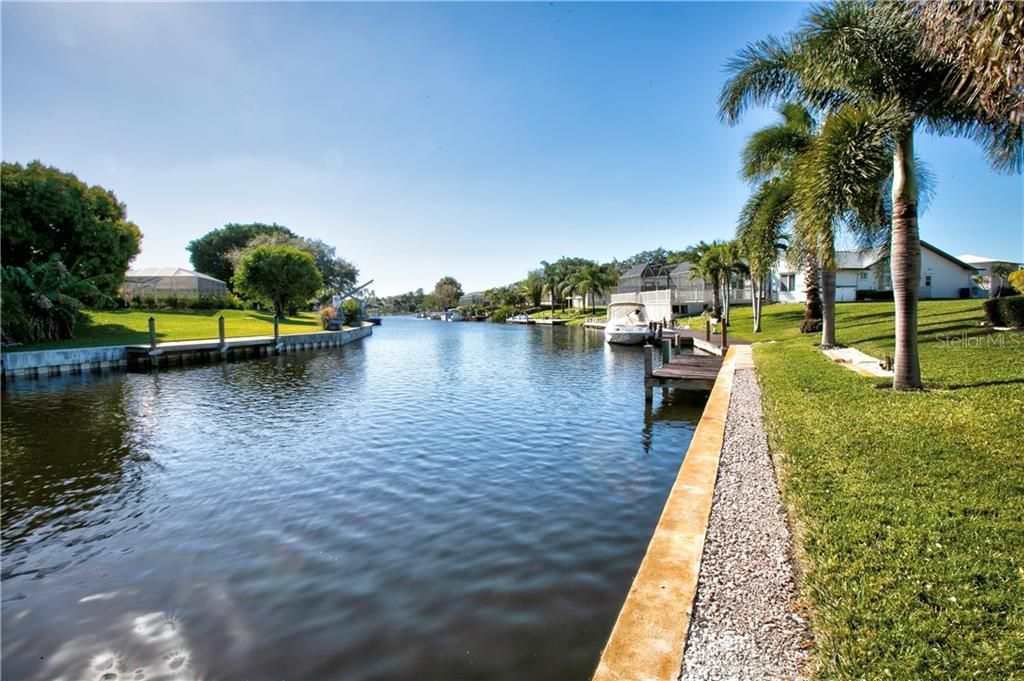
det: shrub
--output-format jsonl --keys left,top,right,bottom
{"left": 341, "top": 298, "right": 361, "bottom": 325}
{"left": 1009, "top": 270, "right": 1024, "bottom": 295}
{"left": 319, "top": 304, "right": 338, "bottom": 329}
{"left": 982, "top": 298, "right": 1002, "bottom": 326}
{"left": 489, "top": 305, "right": 516, "bottom": 323}
{"left": 983, "top": 296, "right": 1024, "bottom": 328}
{"left": 0, "top": 257, "right": 105, "bottom": 344}
{"left": 855, "top": 289, "right": 895, "bottom": 301}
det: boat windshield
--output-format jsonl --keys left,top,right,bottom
{"left": 607, "top": 304, "right": 648, "bottom": 324}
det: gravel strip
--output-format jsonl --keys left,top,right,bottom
{"left": 679, "top": 368, "right": 812, "bottom": 681}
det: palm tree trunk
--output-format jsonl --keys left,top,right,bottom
{"left": 711, "top": 280, "right": 721, "bottom": 320}
{"left": 801, "top": 256, "right": 821, "bottom": 333}
{"left": 821, "top": 267, "right": 836, "bottom": 348}
{"left": 891, "top": 129, "right": 922, "bottom": 390}
{"left": 752, "top": 276, "right": 762, "bottom": 333}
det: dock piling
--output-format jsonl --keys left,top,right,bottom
{"left": 705, "top": 319, "right": 711, "bottom": 343}
{"left": 148, "top": 317, "right": 157, "bottom": 349}
{"left": 722, "top": 320, "right": 728, "bottom": 348}
{"left": 661, "top": 339, "right": 671, "bottom": 365}
{"left": 273, "top": 315, "right": 280, "bottom": 342}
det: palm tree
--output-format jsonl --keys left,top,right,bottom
{"left": 541, "top": 261, "right": 564, "bottom": 317}
{"left": 913, "top": 1, "right": 1023, "bottom": 128}
{"left": 735, "top": 102, "right": 845, "bottom": 344}
{"left": 519, "top": 269, "right": 545, "bottom": 309}
{"left": 720, "top": 1, "right": 1021, "bottom": 389}
{"left": 989, "top": 262, "right": 1015, "bottom": 297}
{"left": 685, "top": 242, "right": 728, "bottom": 320}
{"left": 737, "top": 182, "right": 789, "bottom": 332}
{"left": 570, "top": 263, "right": 615, "bottom": 314}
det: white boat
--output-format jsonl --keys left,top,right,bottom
{"left": 445, "top": 309, "right": 463, "bottom": 322}
{"left": 603, "top": 302, "right": 654, "bottom": 345}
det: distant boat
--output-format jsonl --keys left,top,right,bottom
{"left": 508, "top": 314, "right": 534, "bottom": 324}
{"left": 604, "top": 302, "right": 655, "bottom": 345}
{"left": 445, "top": 309, "right": 463, "bottom": 322}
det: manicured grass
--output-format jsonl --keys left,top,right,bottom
{"left": 531, "top": 307, "right": 607, "bottom": 326}
{"left": 7, "top": 308, "right": 325, "bottom": 351}
{"left": 727, "top": 300, "right": 1024, "bottom": 678}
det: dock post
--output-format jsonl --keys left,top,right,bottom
{"left": 219, "top": 316, "right": 226, "bottom": 346}
{"left": 705, "top": 319, "right": 711, "bottom": 343}
{"left": 722, "top": 319, "right": 728, "bottom": 348}
{"left": 148, "top": 317, "right": 156, "bottom": 349}
{"left": 273, "top": 315, "right": 280, "bottom": 342}
{"left": 661, "top": 339, "right": 671, "bottom": 364}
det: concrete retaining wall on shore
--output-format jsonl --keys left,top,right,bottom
{"left": 1, "top": 345, "right": 129, "bottom": 380}
{"left": 2, "top": 324, "right": 373, "bottom": 383}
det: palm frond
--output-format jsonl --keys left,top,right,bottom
{"left": 719, "top": 35, "right": 801, "bottom": 124}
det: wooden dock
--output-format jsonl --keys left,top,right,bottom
{"left": 643, "top": 335, "right": 724, "bottom": 399}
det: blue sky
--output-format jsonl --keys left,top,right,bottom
{"left": 3, "top": 2, "right": 1021, "bottom": 296}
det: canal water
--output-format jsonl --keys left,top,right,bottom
{"left": 1, "top": 317, "right": 703, "bottom": 681}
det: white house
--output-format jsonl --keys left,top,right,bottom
{"left": 956, "top": 254, "right": 1023, "bottom": 295}
{"left": 770, "top": 241, "right": 978, "bottom": 303}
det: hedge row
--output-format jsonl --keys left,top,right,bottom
{"left": 982, "top": 295, "right": 1024, "bottom": 328}
{"left": 123, "top": 294, "right": 246, "bottom": 311}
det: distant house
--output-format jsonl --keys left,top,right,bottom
{"left": 458, "top": 291, "right": 486, "bottom": 307}
{"left": 122, "top": 267, "right": 228, "bottom": 299}
{"left": 770, "top": 241, "right": 979, "bottom": 303}
{"left": 610, "top": 261, "right": 750, "bottom": 320}
{"left": 956, "top": 254, "right": 1023, "bottom": 295}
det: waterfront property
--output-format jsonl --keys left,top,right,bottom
{"left": 771, "top": 241, "right": 981, "bottom": 303}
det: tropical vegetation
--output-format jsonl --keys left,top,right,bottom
{"left": 720, "top": 0, "right": 1022, "bottom": 390}
{"left": 1, "top": 161, "right": 142, "bottom": 343}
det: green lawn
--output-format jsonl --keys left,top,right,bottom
{"left": 530, "top": 306, "right": 607, "bottom": 326}
{"left": 728, "top": 300, "right": 1024, "bottom": 678}
{"left": 7, "top": 308, "right": 324, "bottom": 351}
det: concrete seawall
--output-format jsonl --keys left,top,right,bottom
{"left": 1, "top": 324, "right": 373, "bottom": 383}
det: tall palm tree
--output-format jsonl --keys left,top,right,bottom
{"left": 685, "top": 242, "right": 728, "bottom": 320}
{"left": 737, "top": 182, "right": 789, "bottom": 332}
{"left": 735, "top": 103, "right": 828, "bottom": 337}
{"left": 720, "top": 1, "right": 1021, "bottom": 389}
{"left": 571, "top": 263, "right": 615, "bottom": 314}
{"left": 519, "top": 269, "right": 545, "bottom": 309}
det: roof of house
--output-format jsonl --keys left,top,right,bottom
{"left": 777, "top": 241, "right": 977, "bottom": 273}
{"left": 125, "top": 267, "right": 226, "bottom": 283}
{"left": 957, "top": 253, "right": 1023, "bottom": 266}
{"left": 836, "top": 248, "right": 884, "bottom": 270}
{"left": 920, "top": 241, "right": 978, "bottom": 272}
